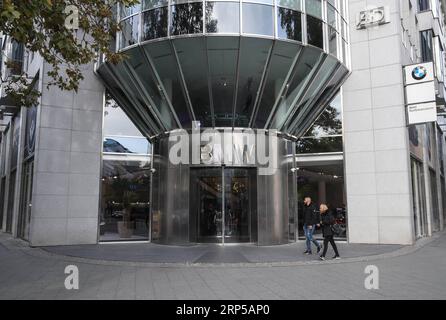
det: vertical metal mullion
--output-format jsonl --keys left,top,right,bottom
{"left": 139, "top": 47, "right": 182, "bottom": 129}
{"left": 264, "top": 47, "right": 304, "bottom": 128}
{"left": 170, "top": 41, "right": 197, "bottom": 121}
{"left": 231, "top": 37, "right": 242, "bottom": 129}
{"left": 221, "top": 167, "right": 225, "bottom": 245}
{"left": 205, "top": 37, "right": 216, "bottom": 127}
{"left": 168, "top": 0, "right": 172, "bottom": 37}
{"left": 149, "top": 145, "right": 155, "bottom": 242}
{"left": 249, "top": 41, "right": 275, "bottom": 127}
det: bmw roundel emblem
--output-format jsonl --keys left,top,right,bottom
{"left": 412, "top": 66, "right": 427, "bottom": 80}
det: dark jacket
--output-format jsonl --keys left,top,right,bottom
{"left": 321, "top": 212, "right": 336, "bottom": 237}
{"left": 303, "top": 203, "right": 320, "bottom": 225}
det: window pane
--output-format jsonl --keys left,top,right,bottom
{"left": 327, "top": 4, "right": 336, "bottom": 28}
{"left": 307, "top": 15, "right": 323, "bottom": 48}
{"left": 297, "top": 136, "right": 343, "bottom": 153}
{"left": 104, "top": 102, "right": 144, "bottom": 137}
{"left": 234, "top": 38, "right": 271, "bottom": 127}
{"left": 277, "top": 0, "right": 301, "bottom": 11}
{"left": 171, "top": 3, "right": 204, "bottom": 35}
{"left": 242, "top": 3, "right": 274, "bottom": 36}
{"left": 174, "top": 37, "right": 212, "bottom": 127}
{"left": 100, "top": 158, "right": 151, "bottom": 241}
{"left": 143, "top": 0, "right": 168, "bottom": 10}
{"left": 120, "top": 3, "right": 141, "bottom": 18}
{"left": 277, "top": 8, "right": 302, "bottom": 41}
{"left": 103, "top": 136, "right": 151, "bottom": 154}
{"left": 328, "top": 27, "right": 337, "bottom": 56}
{"left": 142, "top": 7, "right": 168, "bottom": 40}
{"left": 206, "top": 2, "right": 240, "bottom": 33}
{"left": 207, "top": 37, "right": 239, "bottom": 126}
{"left": 120, "top": 15, "right": 140, "bottom": 48}
{"left": 305, "top": 0, "right": 321, "bottom": 18}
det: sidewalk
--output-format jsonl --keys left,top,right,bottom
{"left": 1, "top": 232, "right": 445, "bottom": 299}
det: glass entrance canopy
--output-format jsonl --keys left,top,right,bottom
{"left": 97, "top": 0, "right": 350, "bottom": 139}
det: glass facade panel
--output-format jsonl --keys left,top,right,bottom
{"left": 328, "top": 27, "right": 337, "bottom": 57}
{"left": 120, "top": 15, "right": 140, "bottom": 48}
{"left": 297, "top": 162, "right": 346, "bottom": 240}
{"left": 100, "top": 158, "right": 151, "bottom": 241}
{"left": 208, "top": 37, "right": 239, "bottom": 126}
{"left": 297, "top": 136, "right": 343, "bottom": 153}
{"left": 144, "top": 42, "right": 192, "bottom": 127}
{"left": 143, "top": 0, "right": 168, "bottom": 10}
{"left": 307, "top": 15, "right": 323, "bottom": 48}
{"left": 242, "top": 3, "right": 274, "bottom": 36}
{"left": 327, "top": 3, "right": 336, "bottom": 28}
{"left": 170, "top": 3, "right": 204, "bottom": 35}
{"left": 305, "top": 0, "right": 322, "bottom": 18}
{"left": 206, "top": 2, "right": 240, "bottom": 33}
{"left": 254, "top": 41, "right": 300, "bottom": 127}
{"left": 234, "top": 38, "right": 272, "bottom": 127}
{"left": 174, "top": 37, "right": 213, "bottom": 127}
{"left": 142, "top": 7, "right": 168, "bottom": 41}
{"left": 120, "top": 3, "right": 141, "bottom": 18}
{"left": 270, "top": 46, "right": 321, "bottom": 129}
{"left": 104, "top": 136, "right": 151, "bottom": 154}
{"left": 277, "top": 8, "right": 302, "bottom": 42}
{"left": 277, "top": 0, "right": 302, "bottom": 11}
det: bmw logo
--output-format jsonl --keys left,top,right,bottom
{"left": 412, "top": 66, "right": 427, "bottom": 80}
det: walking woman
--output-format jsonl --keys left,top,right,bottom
{"left": 319, "top": 204, "right": 340, "bottom": 260}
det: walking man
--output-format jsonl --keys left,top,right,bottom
{"left": 302, "top": 197, "right": 321, "bottom": 255}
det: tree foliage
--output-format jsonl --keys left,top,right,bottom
{"left": 0, "top": 0, "right": 139, "bottom": 107}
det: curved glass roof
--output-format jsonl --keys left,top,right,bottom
{"left": 97, "top": 0, "right": 350, "bottom": 139}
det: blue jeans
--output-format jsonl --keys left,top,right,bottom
{"left": 304, "top": 224, "right": 320, "bottom": 252}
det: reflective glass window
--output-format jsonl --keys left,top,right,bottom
{"left": 120, "top": 3, "right": 141, "bottom": 18}
{"left": 243, "top": 0, "right": 273, "bottom": 4}
{"left": 277, "top": 0, "right": 302, "bottom": 11}
{"left": 173, "top": 37, "right": 213, "bottom": 127}
{"left": 254, "top": 41, "right": 300, "bottom": 127}
{"left": 269, "top": 46, "right": 321, "bottom": 129}
{"left": 305, "top": 0, "right": 321, "bottom": 18}
{"left": 104, "top": 101, "right": 144, "bottom": 137}
{"left": 207, "top": 37, "right": 239, "bottom": 127}
{"left": 277, "top": 8, "right": 302, "bottom": 42}
{"left": 100, "top": 158, "right": 151, "bottom": 241}
{"left": 171, "top": 3, "right": 204, "bottom": 35}
{"left": 144, "top": 42, "right": 192, "bottom": 127}
{"left": 120, "top": 15, "right": 140, "bottom": 48}
{"left": 242, "top": 3, "right": 274, "bottom": 36}
{"left": 206, "top": 2, "right": 240, "bottom": 33}
{"left": 234, "top": 38, "right": 271, "bottom": 127}
{"left": 142, "top": 7, "right": 168, "bottom": 41}
{"left": 327, "top": 4, "right": 336, "bottom": 28}
{"left": 143, "top": 0, "right": 168, "bottom": 10}
{"left": 306, "top": 15, "right": 323, "bottom": 48}
{"left": 328, "top": 27, "right": 337, "bottom": 56}
{"left": 104, "top": 136, "right": 151, "bottom": 154}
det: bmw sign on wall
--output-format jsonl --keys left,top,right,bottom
{"left": 412, "top": 66, "right": 427, "bottom": 81}
{"left": 403, "top": 62, "right": 437, "bottom": 125}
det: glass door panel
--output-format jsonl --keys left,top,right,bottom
{"left": 224, "top": 168, "right": 256, "bottom": 243}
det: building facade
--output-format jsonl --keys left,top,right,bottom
{"left": 0, "top": 0, "right": 445, "bottom": 247}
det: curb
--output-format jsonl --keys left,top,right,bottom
{"left": 0, "top": 232, "right": 442, "bottom": 269}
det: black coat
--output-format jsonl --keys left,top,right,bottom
{"left": 320, "top": 212, "right": 336, "bottom": 237}
{"left": 303, "top": 203, "right": 320, "bottom": 225}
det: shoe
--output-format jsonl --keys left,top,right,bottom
{"left": 317, "top": 246, "right": 322, "bottom": 254}
{"left": 319, "top": 256, "right": 325, "bottom": 261}
{"left": 333, "top": 256, "right": 341, "bottom": 260}
{"left": 305, "top": 251, "right": 312, "bottom": 255}
{"left": 303, "top": 250, "right": 309, "bottom": 254}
